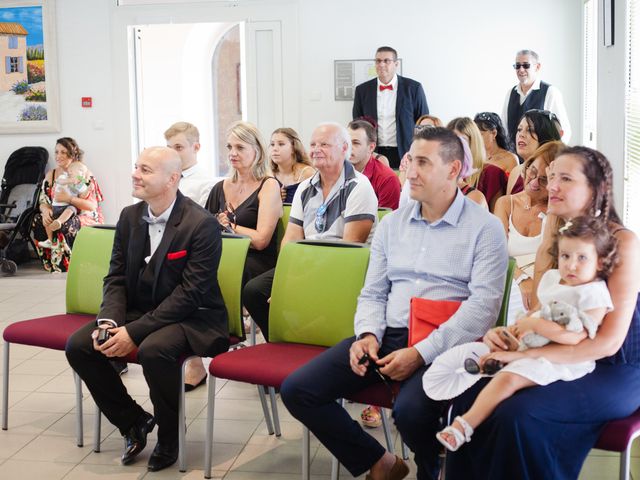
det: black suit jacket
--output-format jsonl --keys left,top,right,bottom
{"left": 98, "top": 191, "right": 229, "bottom": 357}
{"left": 352, "top": 75, "right": 429, "bottom": 158}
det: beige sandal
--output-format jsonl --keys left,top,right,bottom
{"left": 361, "top": 405, "right": 382, "bottom": 428}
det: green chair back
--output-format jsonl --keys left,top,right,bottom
{"left": 496, "top": 257, "right": 517, "bottom": 327}
{"left": 218, "top": 234, "right": 251, "bottom": 339}
{"left": 66, "top": 226, "right": 116, "bottom": 315}
{"left": 269, "top": 240, "right": 370, "bottom": 346}
{"left": 377, "top": 208, "right": 392, "bottom": 221}
{"left": 276, "top": 204, "right": 292, "bottom": 252}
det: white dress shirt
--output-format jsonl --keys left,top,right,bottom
{"left": 376, "top": 74, "right": 398, "bottom": 147}
{"left": 179, "top": 164, "right": 219, "bottom": 207}
{"left": 501, "top": 78, "right": 572, "bottom": 143}
{"left": 145, "top": 199, "right": 176, "bottom": 263}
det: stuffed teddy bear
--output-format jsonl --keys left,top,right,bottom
{"left": 519, "top": 300, "right": 598, "bottom": 350}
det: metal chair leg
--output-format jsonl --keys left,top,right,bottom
{"left": 268, "top": 386, "right": 281, "bottom": 437}
{"left": 330, "top": 398, "right": 345, "bottom": 480}
{"left": 401, "top": 441, "right": 409, "bottom": 460}
{"left": 204, "top": 376, "right": 216, "bottom": 479}
{"left": 620, "top": 446, "right": 631, "bottom": 480}
{"left": 178, "top": 356, "right": 195, "bottom": 472}
{"left": 257, "top": 385, "right": 274, "bottom": 435}
{"left": 302, "top": 425, "right": 310, "bottom": 480}
{"left": 73, "top": 371, "right": 84, "bottom": 447}
{"left": 2, "top": 341, "right": 9, "bottom": 430}
{"left": 249, "top": 317, "right": 257, "bottom": 346}
{"left": 93, "top": 404, "right": 101, "bottom": 452}
{"left": 381, "top": 407, "right": 393, "bottom": 452}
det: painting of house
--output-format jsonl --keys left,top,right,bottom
{"left": 0, "top": 22, "right": 28, "bottom": 92}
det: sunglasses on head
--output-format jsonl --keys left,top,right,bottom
{"left": 474, "top": 112, "right": 499, "bottom": 126}
{"left": 527, "top": 109, "right": 559, "bottom": 123}
{"left": 414, "top": 124, "right": 435, "bottom": 134}
{"left": 513, "top": 62, "right": 534, "bottom": 70}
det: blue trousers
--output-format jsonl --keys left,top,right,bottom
{"left": 446, "top": 362, "right": 640, "bottom": 480}
{"left": 281, "top": 328, "right": 447, "bottom": 479}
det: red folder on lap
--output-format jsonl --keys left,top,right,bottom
{"left": 408, "top": 298, "right": 462, "bottom": 346}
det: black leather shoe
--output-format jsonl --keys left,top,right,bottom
{"left": 121, "top": 411, "right": 156, "bottom": 465}
{"left": 147, "top": 442, "right": 179, "bottom": 472}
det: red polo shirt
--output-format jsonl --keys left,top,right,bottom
{"left": 362, "top": 156, "right": 401, "bottom": 209}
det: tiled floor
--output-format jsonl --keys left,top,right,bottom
{"left": 0, "top": 261, "right": 638, "bottom": 479}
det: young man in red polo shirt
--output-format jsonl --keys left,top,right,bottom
{"left": 348, "top": 119, "right": 401, "bottom": 210}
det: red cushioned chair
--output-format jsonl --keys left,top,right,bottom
{"left": 204, "top": 240, "right": 371, "bottom": 479}
{"left": 2, "top": 226, "right": 115, "bottom": 446}
{"left": 593, "top": 409, "right": 640, "bottom": 480}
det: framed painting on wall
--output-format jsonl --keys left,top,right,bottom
{"left": 0, "top": 0, "right": 60, "bottom": 133}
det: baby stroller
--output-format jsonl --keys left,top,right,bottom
{"left": 0, "top": 146, "right": 48, "bottom": 275}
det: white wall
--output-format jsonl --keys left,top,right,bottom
{"left": 296, "top": 0, "right": 583, "bottom": 146}
{"left": 0, "top": 0, "right": 591, "bottom": 225}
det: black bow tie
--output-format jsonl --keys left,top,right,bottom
{"left": 142, "top": 215, "right": 167, "bottom": 225}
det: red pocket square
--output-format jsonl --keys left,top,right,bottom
{"left": 167, "top": 250, "right": 187, "bottom": 260}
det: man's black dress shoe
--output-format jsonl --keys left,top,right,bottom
{"left": 147, "top": 442, "right": 179, "bottom": 472}
{"left": 121, "top": 411, "right": 156, "bottom": 465}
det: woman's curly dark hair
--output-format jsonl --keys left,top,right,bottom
{"left": 549, "top": 216, "right": 618, "bottom": 280}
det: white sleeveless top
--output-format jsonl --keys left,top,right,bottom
{"left": 507, "top": 196, "right": 546, "bottom": 260}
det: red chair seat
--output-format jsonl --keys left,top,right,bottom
{"left": 209, "top": 343, "right": 327, "bottom": 387}
{"left": 346, "top": 381, "right": 400, "bottom": 409}
{"left": 3, "top": 314, "right": 94, "bottom": 350}
{"left": 594, "top": 409, "right": 640, "bottom": 452}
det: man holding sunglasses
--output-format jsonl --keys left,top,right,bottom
{"left": 502, "top": 49, "right": 571, "bottom": 144}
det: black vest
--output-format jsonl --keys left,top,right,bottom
{"left": 507, "top": 81, "right": 550, "bottom": 143}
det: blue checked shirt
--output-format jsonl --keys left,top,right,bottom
{"left": 354, "top": 189, "right": 508, "bottom": 365}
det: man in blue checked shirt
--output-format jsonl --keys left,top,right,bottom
{"left": 281, "top": 127, "right": 508, "bottom": 480}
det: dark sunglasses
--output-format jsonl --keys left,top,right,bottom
{"left": 513, "top": 62, "right": 534, "bottom": 70}
{"left": 315, "top": 203, "right": 328, "bottom": 233}
{"left": 414, "top": 124, "right": 435, "bottom": 134}
{"left": 464, "top": 357, "right": 504, "bottom": 375}
{"left": 527, "top": 109, "right": 559, "bottom": 123}
{"left": 359, "top": 353, "right": 396, "bottom": 404}
{"left": 474, "top": 112, "right": 499, "bottom": 126}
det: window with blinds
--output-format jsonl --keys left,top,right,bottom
{"left": 583, "top": 0, "right": 597, "bottom": 147}
{"left": 625, "top": 0, "right": 640, "bottom": 234}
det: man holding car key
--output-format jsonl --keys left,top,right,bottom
{"left": 65, "top": 146, "right": 229, "bottom": 472}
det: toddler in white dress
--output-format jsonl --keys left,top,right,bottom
{"left": 431, "top": 216, "right": 618, "bottom": 451}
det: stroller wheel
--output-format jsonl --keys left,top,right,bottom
{"left": 1, "top": 260, "right": 17, "bottom": 275}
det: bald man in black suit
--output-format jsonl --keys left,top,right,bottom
{"left": 66, "top": 147, "right": 228, "bottom": 472}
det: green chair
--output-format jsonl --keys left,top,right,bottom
{"left": 496, "top": 257, "right": 517, "bottom": 327}
{"left": 377, "top": 207, "right": 392, "bottom": 222}
{"left": 218, "top": 233, "right": 251, "bottom": 339}
{"left": 276, "top": 203, "right": 292, "bottom": 252}
{"left": 204, "top": 240, "right": 370, "bottom": 478}
{"left": 2, "top": 226, "right": 115, "bottom": 446}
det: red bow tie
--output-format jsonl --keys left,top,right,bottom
{"left": 379, "top": 84, "right": 393, "bottom": 91}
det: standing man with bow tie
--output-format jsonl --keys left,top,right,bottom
{"left": 65, "top": 146, "right": 229, "bottom": 472}
{"left": 352, "top": 46, "right": 428, "bottom": 169}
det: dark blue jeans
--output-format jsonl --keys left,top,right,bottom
{"left": 280, "top": 327, "right": 447, "bottom": 479}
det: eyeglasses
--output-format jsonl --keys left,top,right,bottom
{"left": 513, "top": 62, "right": 535, "bottom": 70}
{"left": 315, "top": 203, "right": 328, "bottom": 233}
{"left": 414, "top": 124, "right": 435, "bottom": 134}
{"left": 525, "top": 166, "right": 548, "bottom": 187}
{"left": 375, "top": 58, "right": 395, "bottom": 65}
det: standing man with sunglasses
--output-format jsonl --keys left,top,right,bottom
{"left": 242, "top": 122, "right": 378, "bottom": 340}
{"left": 502, "top": 49, "right": 571, "bottom": 144}
{"left": 353, "top": 46, "right": 429, "bottom": 169}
